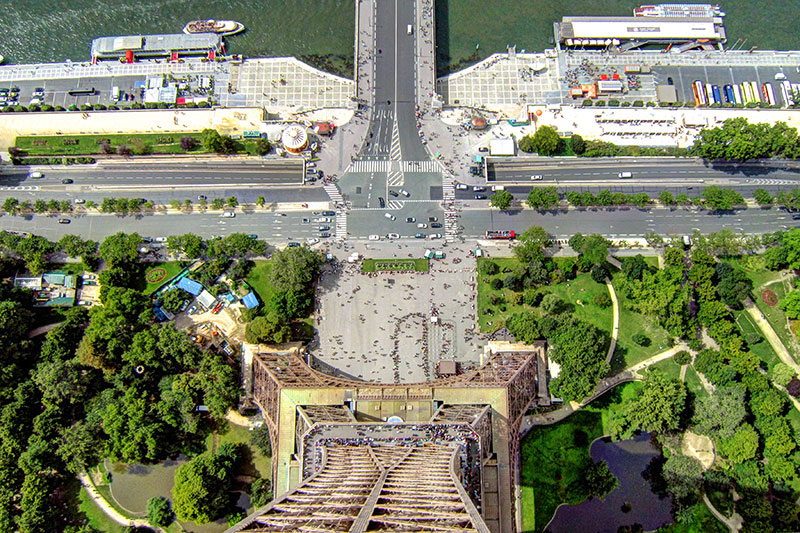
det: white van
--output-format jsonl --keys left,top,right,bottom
{"left": 618, "top": 171, "right": 633, "bottom": 179}
{"left": 407, "top": 24, "right": 413, "bottom": 35}
{"left": 384, "top": 212, "right": 396, "bottom": 221}
{"left": 28, "top": 171, "right": 43, "bottom": 178}
{"left": 368, "top": 234, "right": 380, "bottom": 241}
{"left": 491, "top": 185, "right": 505, "bottom": 191}
{"left": 111, "top": 86, "right": 120, "bottom": 101}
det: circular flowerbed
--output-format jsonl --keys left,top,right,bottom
{"left": 762, "top": 289, "right": 778, "bottom": 307}
{"left": 145, "top": 267, "right": 167, "bottom": 284}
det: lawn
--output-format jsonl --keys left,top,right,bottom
{"left": 610, "top": 272, "right": 674, "bottom": 372}
{"left": 520, "top": 381, "right": 644, "bottom": 532}
{"left": 751, "top": 278, "right": 799, "bottom": 359}
{"left": 78, "top": 487, "right": 129, "bottom": 533}
{"left": 546, "top": 268, "right": 613, "bottom": 335}
{"left": 16, "top": 132, "right": 206, "bottom": 156}
{"left": 644, "top": 356, "right": 683, "bottom": 382}
{"left": 361, "top": 258, "right": 429, "bottom": 273}
{"left": 143, "top": 262, "right": 184, "bottom": 295}
{"left": 205, "top": 420, "right": 271, "bottom": 478}
{"left": 246, "top": 260, "right": 277, "bottom": 304}
{"left": 684, "top": 366, "right": 709, "bottom": 400}
{"left": 734, "top": 309, "right": 781, "bottom": 370}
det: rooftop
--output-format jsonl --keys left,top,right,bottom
{"left": 91, "top": 33, "right": 222, "bottom": 57}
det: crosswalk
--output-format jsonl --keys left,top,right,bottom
{"left": 348, "top": 160, "right": 389, "bottom": 173}
{"left": 401, "top": 160, "right": 440, "bottom": 173}
{"left": 387, "top": 160, "right": 403, "bottom": 187}
{"left": 390, "top": 120, "right": 402, "bottom": 161}
{"left": 386, "top": 200, "right": 405, "bottom": 210}
{"left": 0, "top": 186, "right": 39, "bottom": 191}
{"left": 323, "top": 184, "right": 344, "bottom": 206}
{"left": 335, "top": 211, "right": 347, "bottom": 241}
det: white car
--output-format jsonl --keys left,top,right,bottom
{"left": 28, "top": 171, "right": 43, "bottom": 179}
{"left": 455, "top": 183, "right": 468, "bottom": 190}
{"left": 399, "top": 189, "right": 410, "bottom": 197}
{"left": 154, "top": 236, "right": 168, "bottom": 243}
{"left": 417, "top": 223, "right": 427, "bottom": 229}
{"left": 384, "top": 212, "right": 396, "bottom": 221}
{"left": 73, "top": 198, "right": 85, "bottom": 204}
{"left": 368, "top": 234, "right": 380, "bottom": 241}
{"left": 313, "top": 217, "right": 330, "bottom": 223}
{"left": 386, "top": 233, "right": 400, "bottom": 239}
{"left": 531, "top": 175, "right": 543, "bottom": 180}
{"left": 220, "top": 212, "right": 235, "bottom": 218}
{"left": 429, "top": 233, "right": 442, "bottom": 239}
{"left": 306, "top": 237, "right": 319, "bottom": 245}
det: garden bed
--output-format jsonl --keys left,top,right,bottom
{"left": 142, "top": 262, "right": 184, "bottom": 295}
{"left": 361, "top": 258, "right": 429, "bottom": 273}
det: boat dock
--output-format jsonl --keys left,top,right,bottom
{"left": 90, "top": 33, "right": 222, "bottom": 61}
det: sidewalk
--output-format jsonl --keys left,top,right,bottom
{"left": 78, "top": 472, "right": 152, "bottom": 530}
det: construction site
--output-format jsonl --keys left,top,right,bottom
{"left": 227, "top": 341, "right": 549, "bottom": 533}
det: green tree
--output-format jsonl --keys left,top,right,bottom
{"left": 772, "top": 363, "right": 796, "bottom": 386}
{"left": 160, "top": 288, "right": 191, "bottom": 314}
{"left": 621, "top": 255, "right": 649, "bottom": 281}
{"left": 754, "top": 188, "right": 773, "bottom": 205}
{"left": 227, "top": 196, "right": 239, "bottom": 208}
{"left": 659, "top": 190, "right": 675, "bottom": 206}
{"left": 172, "top": 443, "right": 240, "bottom": 523}
{"left": 245, "top": 313, "right": 291, "bottom": 344}
{"left": 575, "top": 234, "right": 611, "bottom": 266}
{"left": 212, "top": 198, "right": 225, "bottom": 210}
{"left": 693, "top": 385, "right": 747, "bottom": 439}
{"left": 569, "top": 134, "right": 586, "bottom": 155}
{"left": 609, "top": 370, "right": 686, "bottom": 440}
{"left": 249, "top": 425, "right": 272, "bottom": 456}
{"left": 250, "top": 477, "right": 273, "bottom": 508}
{"left": 779, "top": 290, "right": 800, "bottom": 319}
{"left": 583, "top": 460, "right": 618, "bottom": 500}
{"left": 201, "top": 129, "right": 224, "bottom": 153}
{"left": 548, "top": 318, "right": 609, "bottom": 401}
{"left": 3, "top": 197, "right": 19, "bottom": 214}
{"left": 718, "top": 423, "right": 759, "bottom": 464}
{"left": 256, "top": 196, "right": 266, "bottom": 207}
{"left": 512, "top": 226, "right": 551, "bottom": 264}
{"left": 518, "top": 134, "right": 535, "bottom": 153}
{"left": 662, "top": 453, "right": 704, "bottom": 499}
{"left": 490, "top": 189, "right": 513, "bottom": 210}
{"left": 533, "top": 125, "right": 561, "bottom": 156}
{"left": 147, "top": 496, "right": 175, "bottom": 528}
{"left": 99, "top": 232, "right": 142, "bottom": 267}
{"left": 702, "top": 186, "right": 744, "bottom": 210}
{"left": 526, "top": 186, "right": 559, "bottom": 210}
{"left": 253, "top": 138, "right": 271, "bottom": 155}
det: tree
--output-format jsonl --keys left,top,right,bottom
{"left": 513, "top": 226, "right": 551, "bottom": 264}
{"left": 532, "top": 125, "right": 561, "bottom": 156}
{"left": 772, "top": 363, "right": 796, "bottom": 386}
{"left": 754, "top": 188, "right": 773, "bottom": 205}
{"left": 147, "top": 496, "right": 175, "bottom": 528}
{"left": 570, "top": 134, "right": 586, "bottom": 155}
{"left": 227, "top": 196, "right": 239, "bottom": 208}
{"left": 548, "top": 318, "right": 609, "bottom": 401}
{"left": 526, "top": 186, "right": 559, "bottom": 210}
{"left": 490, "top": 189, "right": 513, "bottom": 210}
{"left": 160, "top": 288, "right": 190, "bottom": 313}
{"left": 715, "top": 263, "right": 752, "bottom": 309}
{"left": 180, "top": 136, "right": 198, "bottom": 151}
{"left": 250, "top": 477, "right": 273, "bottom": 508}
{"left": 540, "top": 293, "right": 565, "bottom": 315}
{"left": 583, "top": 460, "right": 618, "bottom": 500}
{"left": 201, "top": 129, "right": 224, "bottom": 153}
{"left": 632, "top": 332, "right": 650, "bottom": 346}
{"left": 245, "top": 313, "right": 290, "bottom": 344}
{"left": 609, "top": 370, "right": 686, "bottom": 440}
{"left": 659, "top": 190, "right": 675, "bottom": 206}
{"left": 250, "top": 425, "right": 272, "bottom": 456}
{"left": 575, "top": 234, "right": 611, "bottom": 267}
{"left": 702, "top": 186, "right": 744, "bottom": 210}
{"left": 693, "top": 385, "right": 747, "bottom": 439}
{"left": 3, "top": 197, "right": 19, "bottom": 214}
{"left": 256, "top": 196, "right": 266, "bottom": 207}
{"left": 99, "top": 232, "right": 142, "bottom": 267}
{"left": 590, "top": 264, "right": 609, "bottom": 284}
{"left": 518, "top": 135, "right": 535, "bottom": 153}
{"left": 718, "top": 423, "right": 759, "bottom": 464}
{"left": 172, "top": 443, "right": 240, "bottom": 523}
{"left": 212, "top": 198, "right": 225, "bottom": 210}
{"left": 594, "top": 292, "right": 612, "bottom": 308}
{"left": 662, "top": 453, "right": 704, "bottom": 499}
{"left": 621, "top": 255, "right": 649, "bottom": 281}
{"left": 253, "top": 138, "right": 271, "bottom": 155}
{"left": 779, "top": 290, "right": 800, "bottom": 319}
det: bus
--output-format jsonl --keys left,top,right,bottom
{"left": 732, "top": 84, "right": 743, "bottom": 105}
{"left": 781, "top": 80, "right": 794, "bottom": 106}
{"left": 706, "top": 83, "right": 714, "bottom": 104}
{"left": 68, "top": 88, "right": 96, "bottom": 96}
{"left": 742, "top": 82, "right": 753, "bottom": 104}
{"left": 485, "top": 230, "right": 516, "bottom": 240}
{"left": 750, "top": 81, "right": 762, "bottom": 103}
{"left": 712, "top": 85, "right": 722, "bottom": 105}
{"left": 763, "top": 82, "right": 776, "bottom": 106}
{"left": 692, "top": 80, "right": 707, "bottom": 106}
{"left": 723, "top": 84, "right": 734, "bottom": 103}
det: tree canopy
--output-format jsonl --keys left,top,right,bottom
{"left": 489, "top": 189, "right": 513, "bottom": 210}
{"left": 172, "top": 443, "right": 241, "bottom": 523}
{"left": 609, "top": 370, "right": 687, "bottom": 440}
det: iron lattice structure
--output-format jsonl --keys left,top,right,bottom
{"left": 235, "top": 342, "right": 546, "bottom": 533}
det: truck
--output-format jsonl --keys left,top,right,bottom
{"left": 485, "top": 230, "right": 516, "bottom": 240}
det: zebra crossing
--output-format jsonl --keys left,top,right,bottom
{"left": 348, "top": 160, "right": 390, "bottom": 173}
{"left": 334, "top": 212, "right": 347, "bottom": 241}
{"left": 386, "top": 200, "right": 405, "bottom": 210}
{"left": 401, "top": 160, "right": 440, "bottom": 173}
{"left": 323, "top": 184, "right": 344, "bottom": 205}
{"left": 390, "top": 120, "right": 402, "bottom": 160}
{"left": 744, "top": 178, "right": 798, "bottom": 186}
{"left": 386, "top": 160, "right": 403, "bottom": 187}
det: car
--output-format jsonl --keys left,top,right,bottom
{"left": 431, "top": 222, "right": 442, "bottom": 228}
{"left": 179, "top": 300, "right": 190, "bottom": 313}
{"left": 305, "top": 162, "right": 316, "bottom": 169}
{"left": 28, "top": 171, "right": 43, "bottom": 179}
{"left": 318, "top": 225, "right": 330, "bottom": 231}
{"left": 188, "top": 305, "right": 197, "bottom": 315}
{"left": 384, "top": 212, "right": 396, "bottom": 221}
{"left": 314, "top": 217, "right": 330, "bottom": 223}
{"left": 61, "top": 178, "right": 73, "bottom": 184}
{"left": 531, "top": 175, "right": 543, "bottom": 180}
{"left": 389, "top": 190, "right": 399, "bottom": 197}
{"left": 58, "top": 218, "right": 70, "bottom": 224}
{"left": 386, "top": 233, "right": 400, "bottom": 239}
{"left": 274, "top": 212, "right": 287, "bottom": 216}
{"left": 197, "top": 195, "right": 207, "bottom": 200}
{"left": 378, "top": 197, "right": 385, "bottom": 208}
{"left": 475, "top": 194, "right": 487, "bottom": 199}
{"left": 319, "top": 232, "right": 331, "bottom": 238}
{"left": 405, "top": 217, "right": 416, "bottom": 223}
{"left": 32, "top": 88, "right": 45, "bottom": 97}
{"left": 220, "top": 212, "right": 235, "bottom": 218}
{"left": 322, "top": 210, "right": 335, "bottom": 216}
{"left": 473, "top": 186, "right": 486, "bottom": 191}
{"left": 287, "top": 242, "right": 301, "bottom": 247}
{"left": 317, "top": 170, "right": 325, "bottom": 178}
{"left": 73, "top": 198, "right": 85, "bottom": 204}
{"left": 399, "top": 189, "right": 410, "bottom": 197}
{"left": 306, "top": 237, "right": 319, "bottom": 244}
{"left": 793, "top": 214, "right": 800, "bottom": 220}
{"left": 618, "top": 171, "right": 633, "bottom": 179}
{"left": 248, "top": 234, "right": 258, "bottom": 239}
{"left": 9, "top": 87, "right": 18, "bottom": 95}
{"left": 414, "top": 233, "right": 425, "bottom": 238}
{"left": 368, "top": 234, "right": 380, "bottom": 240}
{"left": 0, "top": 88, "right": 8, "bottom": 95}
{"left": 29, "top": 98, "right": 42, "bottom": 106}
{"left": 142, "top": 237, "right": 153, "bottom": 243}
{"left": 429, "top": 233, "right": 442, "bottom": 239}
{"left": 155, "top": 236, "right": 168, "bottom": 243}
{"left": 417, "top": 223, "right": 427, "bottom": 229}
{"left": 469, "top": 166, "right": 480, "bottom": 175}
{"left": 478, "top": 146, "right": 489, "bottom": 152}
{"left": 455, "top": 183, "right": 468, "bottom": 190}
{"left": 302, "top": 218, "right": 310, "bottom": 223}
{"left": 428, "top": 216, "right": 438, "bottom": 222}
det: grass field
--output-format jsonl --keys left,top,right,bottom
{"left": 545, "top": 268, "right": 613, "bottom": 334}
{"left": 644, "top": 356, "right": 683, "bottom": 382}
{"left": 520, "top": 382, "right": 644, "bottom": 532}
{"left": 751, "top": 279, "right": 799, "bottom": 358}
{"left": 78, "top": 487, "right": 129, "bottom": 533}
{"left": 734, "top": 309, "right": 782, "bottom": 370}
{"left": 205, "top": 420, "right": 271, "bottom": 478}
{"left": 610, "top": 272, "right": 673, "bottom": 372}
{"left": 361, "top": 258, "right": 429, "bottom": 273}
{"left": 143, "top": 262, "right": 184, "bottom": 295}
{"left": 246, "top": 260, "right": 277, "bottom": 304}
{"left": 684, "top": 366, "right": 709, "bottom": 400}
{"left": 16, "top": 133, "right": 205, "bottom": 156}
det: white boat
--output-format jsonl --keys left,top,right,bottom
{"left": 182, "top": 19, "right": 244, "bottom": 36}
{"left": 634, "top": 4, "right": 725, "bottom": 17}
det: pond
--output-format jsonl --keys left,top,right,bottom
{"left": 107, "top": 458, "right": 251, "bottom": 533}
{"left": 546, "top": 433, "right": 672, "bottom": 533}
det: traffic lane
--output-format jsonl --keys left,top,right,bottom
{"left": 372, "top": 0, "right": 397, "bottom": 103}
{"left": 348, "top": 204, "right": 446, "bottom": 239}
{"left": 0, "top": 167, "right": 305, "bottom": 186}
{"left": 0, "top": 210, "right": 338, "bottom": 243}
{"left": 458, "top": 206, "right": 794, "bottom": 239}
{"left": 490, "top": 166, "right": 800, "bottom": 183}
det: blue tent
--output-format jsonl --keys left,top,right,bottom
{"left": 176, "top": 277, "right": 203, "bottom": 296}
{"left": 241, "top": 292, "right": 259, "bottom": 309}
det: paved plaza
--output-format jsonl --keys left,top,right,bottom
{"left": 313, "top": 244, "right": 482, "bottom": 383}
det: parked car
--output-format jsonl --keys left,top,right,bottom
{"left": 313, "top": 217, "right": 330, "bottom": 223}
{"left": 197, "top": 195, "right": 207, "bottom": 200}
{"left": 155, "top": 237, "right": 168, "bottom": 243}
{"left": 386, "top": 233, "right": 400, "bottom": 239}
{"left": 389, "top": 190, "right": 399, "bottom": 197}
{"left": 429, "top": 233, "right": 442, "bottom": 239}
{"left": 405, "top": 217, "right": 416, "bottom": 223}
{"left": 475, "top": 194, "right": 487, "bottom": 199}
{"left": 287, "top": 242, "right": 301, "bottom": 247}
{"left": 431, "top": 222, "right": 442, "bottom": 228}
{"left": 368, "top": 234, "right": 380, "bottom": 240}
{"left": 220, "top": 212, "right": 235, "bottom": 218}
{"left": 248, "top": 234, "right": 258, "bottom": 239}
{"left": 318, "top": 225, "right": 330, "bottom": 231}
{"left": 428, "top": 216, "right": 438, "bottom": 222}
{"left": 399, "top": 189, "right": 410, "bottom": 197}
{"left": 378, "top": 197, "right": 385, "bottom": 208}
{"left": 417, "top": 223, "right": 427, "bottom": 229}
{"left": 455, "top": 183, "right": 468, "bottom": 190}
{"left": 306, "top": 237, "right": 319, "bottom": 244}
{"left": 73, "top": 198, "right": 85, "bottom": 204}
{"left": 322, "top": 210, "right": 335, "bottom": 216}
{"left": 478, "top": 146, "right": 489, "bottom": 152}
{"left": 473, "top": 186, "right": 486, "bottom": 192}
{"left": 414, "top": 233, "right": 425, "bottom": 238}
{"left": 319, "top": 232, "right": 331, "bottom": 238}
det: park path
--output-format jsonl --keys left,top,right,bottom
{"left": 78, "top": 472, "right": 153, "bottom": 530}
{"left": 226, "top": 409, "right": 258, "bottom": 428}
{"left": 702, "top": 493, "right": 743, "bottom": 532}
{"left": 679, "top": 364, "right": 688, "bottom": 382}
{"left": 27, "top": 321, "right": 63, "bottom": 338}
{"left": 520, "top": 344, "right": 687, "bottom": 435}
{"left": 605, "top": 279, "right": 619, "bottom": 365}
{"left": 743, "top": 297, "right": 800, "bottom": 373}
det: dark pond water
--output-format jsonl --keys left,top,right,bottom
{"left": 546, "top": 433, "right": 672, "bottom": 533}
